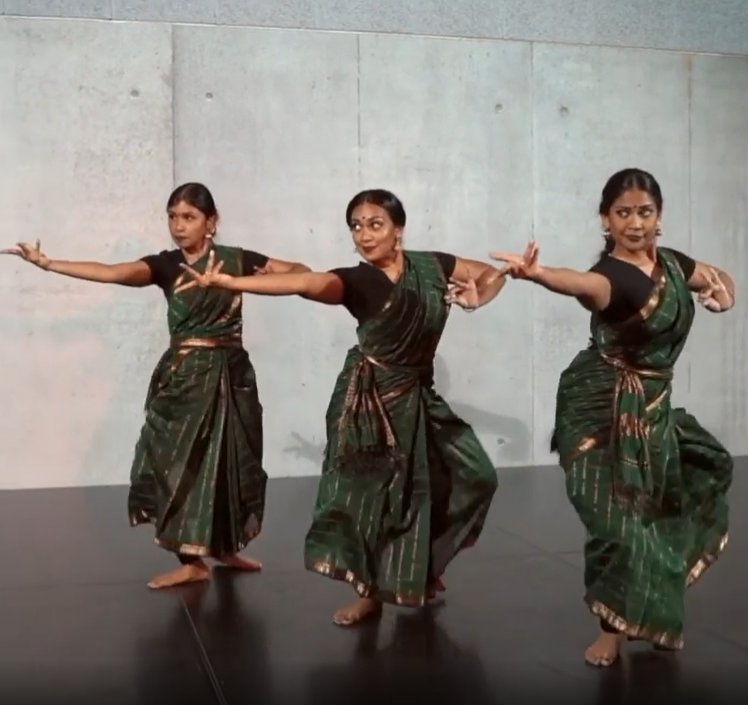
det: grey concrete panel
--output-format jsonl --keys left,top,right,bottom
{"left": 113, "top": 0, "right": 215, "bottom": 23}
{"left": 0, "top": 18, "right": 173, "bottom": 488}
{"left": 671, "top": 0, "right": 748, "bottom": 56}
{"left": 358, "top": 33, "right": 535, "bottom": 466}
{"left": 217, "top": 0, "right": 748, "bottom": 56}
{"left": 4, "top": 0, "right": 111, "bottom": 19}
{"left": 5, "top": 1, "right": 748, "bottom": 55}
{"left": 685, "top": 54, "right": 748, "bottom": 454}
{"left": 172, "top": 24, "right": 360, "bottom": 478}
{"left": 228, "top": 0, "right": 741, "bottom": 56}
{"left": 530, "top": 43, "right": 691, "bottom": 464}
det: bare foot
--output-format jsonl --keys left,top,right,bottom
{"left": 217, "top": 554, "right": 263, "bottom": 571}
{"left": 332, "top": 598, "right": 382, "bottom": 627}
{"left": 584, "top": 630, "right": 623, "bottom": 667}
{"left": 147, "top": 561, "right": 211, "bottom": 589}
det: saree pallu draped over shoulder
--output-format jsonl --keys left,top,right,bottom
{"left": 553, "top": 248, "right": 732, "bottom": 649}
{"left": 304, "top": 251, "right": 498, "bottom": 605}
{"left": 128, "top": 245, "right": 267, "bottom": 557}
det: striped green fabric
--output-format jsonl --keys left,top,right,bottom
{"left": 128, "top": 245, "right": 267, "bottom": 557}
{"left": 304, "top": 251, "right": 498, "bottom": 605}
{"left": 554, "top": 247, "right": 732, "bottom": 648}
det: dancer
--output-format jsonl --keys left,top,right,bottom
{"left": 2, "top": 182, "right": 310, "bottom": 589}
{"left": 176, "top": 188, "right": 507, "bottom": 624}
{"left": 491, "top": 168, "right": 734, "bottom": 666}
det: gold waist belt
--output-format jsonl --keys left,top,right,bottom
{"left": 171, "top": 335, "right": 242, "bottom": 350}
{"left": 599, "top": 352, "right": 673, "bottom": 380}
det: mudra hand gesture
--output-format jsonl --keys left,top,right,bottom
{"left": 444, "top": 276, "right": 479, "bottom": 310}
{"left": 175, "top": 250, "right": 227, "bottom": 293}
{"left": 1, "top": 239, "right": 51, "bottom": 270}
{"left": 489, "top": 240, "right": 540, "bottom": 280}
{"left": 698, "top": 266, "right": 731, "bottom": 312}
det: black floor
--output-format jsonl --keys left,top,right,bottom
{"left": 1, "top": 462, "right": 747, "bottom": 705}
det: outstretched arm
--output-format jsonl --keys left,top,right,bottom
{"left": 687, "top": 261, "right": 735, "bottom": 313}
{"left": 213, "top": 271, "right": 343, "bottom": 304}
{"left": 525, "top": 267, "right": 611, "bottom": 310}
{"left": 177, "top": 252, "right": 343, "bottom": 305}
{"left": 490, "top": 241, "right": 612, "bottom": 312}
{"left": 260, "top": 257, "right": 311, "bottom": 275}
{"left": 1, "top": 240, "right": 152, "bottom": 286}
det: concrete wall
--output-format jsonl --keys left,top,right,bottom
{"left": 2, "top": 0, "right": 748, "bottom": 55}
{"left": 1, "top": 5, "right": 747, "bottom": 488}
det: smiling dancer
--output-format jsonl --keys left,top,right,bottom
{"left": 176, "top": 188, "right": 508, "bottom": 625}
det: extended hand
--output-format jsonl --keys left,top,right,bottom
{"left": 444, "top": 277, "right": 479, "bottom": 310}
{"left": 1, "top": 239, "right": 50, "bottom": 270}
{"left": 489, "top": 240, "right": 539, "bottom": 280}
{"left": 175, "top": 250, "right": 227, "bottom": 293}
{"left": 697, "top": 266, "right": 731, "bottom": 312}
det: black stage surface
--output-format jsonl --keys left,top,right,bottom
{"left": 1, "top": 463, "right": 746, "bottom": 705}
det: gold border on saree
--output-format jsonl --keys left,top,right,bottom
{"left": 589, "top": 599, "right": 684, "bottom": 650}
{"left": 154, "top": 525, "right": 261, "bottom": 557}
{"left": 687, "top": 533, "right": 728, "bottom": 587}
{"left": 611, "top": 263, "right": 667, "bottom": 330}
{"left": 587, "top": 532, "right": 729, "bottom": 650}
{"left": 310, "top": 560, "right": 430, "bottom": 607}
